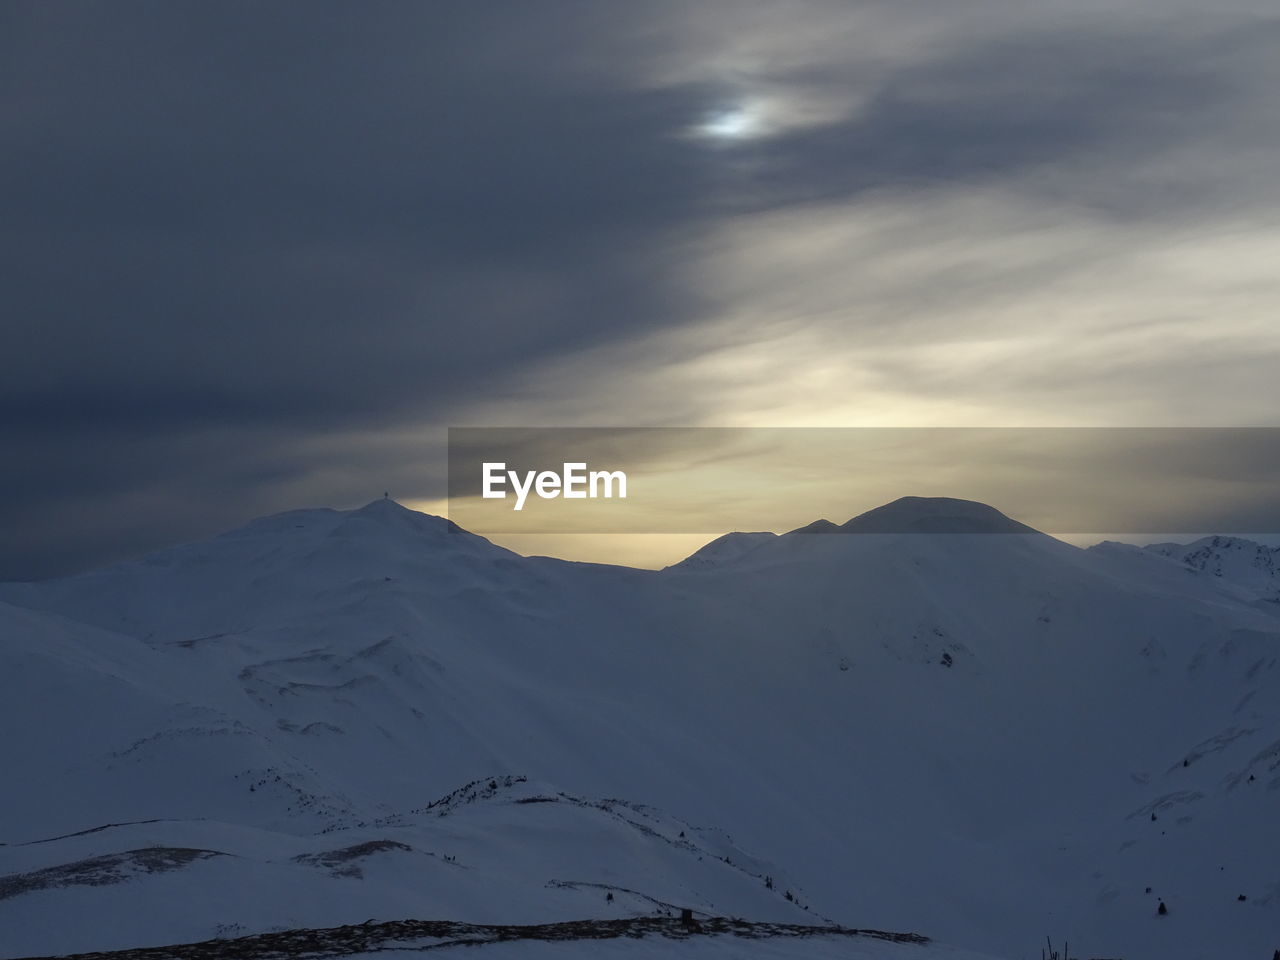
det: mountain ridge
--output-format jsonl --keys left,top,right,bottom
{"left": 3, "top": 497, "right": 1279, "bottom": 960}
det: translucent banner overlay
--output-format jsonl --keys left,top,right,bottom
{"left": 447, "top": 427, "right": 1280, "bottom": 535}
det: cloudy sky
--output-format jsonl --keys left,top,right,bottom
{"left": 4, "top": 1, "right": 1280, "bottom": 578}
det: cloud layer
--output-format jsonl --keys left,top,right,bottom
{"left": 3, "top": 1, "right": 1279, "bottom": 576}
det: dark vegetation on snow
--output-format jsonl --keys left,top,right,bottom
{"left": 0, "top": 848, "right": 221, "bottom": 901}
{"left": 12, "top": 916, "right": 930, "bottom": 960}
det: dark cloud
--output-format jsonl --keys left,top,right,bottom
{"left": 706, "top": 20, "right": 1272, "bottom": 215}
{"left": 2, "top": 1, "right": 1277, "bottom": 578}
{"left": 1, "top": 1, "right": 720, "bottom": 576}
{"left": 1, "top": 2, "right": 713, "bottom": 419}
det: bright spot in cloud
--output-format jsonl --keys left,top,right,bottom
{"left": 695, "top": 103, "right": 766, "bottom": 140}
{"left": 689, "top": 89, "right": 857, "bottom": 142}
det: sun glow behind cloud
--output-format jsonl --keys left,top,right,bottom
{"left": 693, "top": 101, "right": 767, "bottom": 140}
{"left": 701, "top": 104, "right": 757, "bottom": 140}
{"left": 688, "top": 85, "right": 866, "bottom": 144}
{"left": 429, "top": 174, "right": 1280, "bottom": 568}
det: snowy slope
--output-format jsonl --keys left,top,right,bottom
{"left": 665, "top": 532, "right": 777, "bottom": 571}
{"left": 2, "top": 498, "right": 1279, "bottom": 960}
{"left": 0, "top": 771, "right": 837, "bottom": 957}
{"left": 1091, "top": 535, "right": 1280, "bottom": 605}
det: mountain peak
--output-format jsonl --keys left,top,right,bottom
{"left": 787, "top": 518, "right": 840, "bottom": 535}
{"left": 665, "top": 531, "right": 777, "bottom": 571}
{"left": 837, "top": 496, "right": 1039, "bottom": 535}
{"left": 343, "top": 498, "right": 487, "bottom": 541}
{"left": 352, "top": 497, "right": 413, "bottom": 516}
{"left": 347, "top": 497, "right": 454, "bottom": 530}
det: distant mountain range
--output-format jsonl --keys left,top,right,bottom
{"left": 1091, "top": 534, "right": 1280, "bottom": 604}
{"left": 2, "top": 497, "right": 1277, "bottom": 960}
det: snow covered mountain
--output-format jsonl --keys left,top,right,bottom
{"left": 2, "top": 498, "right": 1278, "bottom": 960}
{"left": 1091, "top": 535, "right": 1280, "bottom": 605}
{"left": 665, "top": 531, "right": 778, "bottom": 571}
